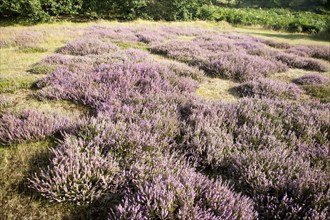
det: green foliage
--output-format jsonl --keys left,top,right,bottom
{"left": 197, "top": 6, "right": 328, "bottom": 33}
{"left": 0, "top": 0, "right": 328, "bottom": 28}
{"left": 302, "top": 83, "right": 330, "bottom": 103}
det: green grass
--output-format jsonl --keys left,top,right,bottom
{"left": 196, "top": 77, "right": 239, "bottom": 101}
{"left": 0, "top": 140, "right": 71, "bottom": 219}
{"left": 302, "top": 83, "right": 330, "bottom": 103}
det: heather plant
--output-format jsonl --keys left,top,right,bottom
{"left": 110, "top": 153, "right": 257, "bottom": 219}
{"left": 151, "top": 34, "right": 289, "bottom": 81}
{"left": 24, "top": 25, "right": 330, "bottom": 219}
{"left": 293, "top": 74, "right": 329, "bottom": 85}
{"left": 261, "top": 39, "right": 291, "bottom": 49}
{"left": 235, "top": 78, "right": 303, "bottom": 99}
{"left": 29, "top": 135, "right": 122, "bottom": 205}
{"left": 0, "top": 109, "right": 71, "bottom": 146}
{"left": 275, "top": 52, "right": 329, "bottom": 72}
{"left": 287, "top": 45, "right": 330, "bottom": 61}
{"left": 179, "top": 98, "right": 329, "bottom": 168}
{"left": 227, "top": 147, "right": 329, "bottom": 219}
{"left": 34, "top": 58, "right": 199, "bottom": 110}
{"left": 202, "top": 52, "right": 287, "bottom": 81}
{"left": 57, "top": 38, "right": 119, "bottom": 56}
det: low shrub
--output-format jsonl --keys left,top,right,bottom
{"left": 57, "top": 38, "right": 119, "bottom": 56}
{"left": 302, "top": 84, "right": 330, "bottom": 103}
{"left": 275, "top": 52, "right": 328, "bottom": 72}
{"left": 29, "top": 135, "right": 122, "bottom": 205}
{"left": 293, "top": 74, "right": 329, "bottom": 85}
{"left": 110, "top": 154, "right": 257, "bottom": 219}
{"left": 0, "top": 109, "right": 71, "bottom": 145}
{"left": 203, "top": 52, "right": 287, "bottom": 81}
{"left": 236, "top": 78, "right": 303, "bottom": 99}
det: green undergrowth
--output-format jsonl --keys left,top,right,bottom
{"left": 0, "top": 139, "right": 71, "bottom": 219}
{"left": 302, "top": 83, "right": 330, "bottom": 103}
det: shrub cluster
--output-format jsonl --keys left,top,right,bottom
{"left": 235, "top": 78, "right": 303, "bottom": 99}
{"left": 152, "top": 33, "right": 328, "bottom": 81}
{"left": 26, "top": 26, "right": 330, "bottom": 219}
{"left": 0, "top": 109, "right": 71, "bottom": 145}
{"left": 197, "top": 6, "right": 328, "bottom": 33}
{"left": 293, "top": 74, "right": 329, "bottom": 85}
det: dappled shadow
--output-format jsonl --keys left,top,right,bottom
{"left": 249, "top": 32, "right": 330, "bottom": 43}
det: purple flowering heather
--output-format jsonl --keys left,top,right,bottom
{"left": 25, "top": 25, "right": 330, "bottom": 220}
{"left": 275, "top": 52, "right": 329, "bottom": 72}
{"left": 29, "top": 135, "right": 122, "bottom": 205}
{"left": 236, "top": 78, "right": 303, "bottom": 99}
{"left": 202, "top": 52, "right": 287, "bottom": 81}
{"left": 110, "top": 154, "right": 257, "bottom": 220}
{"left": 0, "top": 109, "right": 71, "bottom": 145}
{"left": 228, "top": 146, "right": 329, "bottom": 219}
{"left": 293, "top": 74, "right": 329, "bottom": 85}
{"left": 57, "top": 38, "right": 119, "bottom": 56}
{"left": 261, "top": 39, "right": 291, "bottom": 49}
{"left": 287, "top": 45, "right": 330, "bottom": 61}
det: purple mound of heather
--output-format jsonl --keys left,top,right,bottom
{"left": 236, "top": 78, "right": 303, "bottom": 99}
{"left": 275, "top": 52, "right": 328, "bottom": 72}
{"left": 261, "top": 39, "right": 291, "bottom": 49}
{"left": 26, "top": 26, "right": 330, "bottom": 219}
{"left": 0, "top": 109, "right": 71, "bottom": 145}
{"left": 293, "top": 74, "right": 329, "bottom": 85}
{"left": 151, "top": 34, "right": 290, "bottom": 81}
{"left": 34, "top": 57, "right": 199, "bottom": 110}
{"left": 202, "top": 52, "right": 287, "bottom": 81}
{"left": 57, "top": 38, "right": 119, "bottom": 56}
{"left": 287, "top": 45, "right": 330, "bottom": 61}
{"left": 29, "top": 135, "right": 122, "bottom": 205}
{"left": 110, "top": 154, "right": 257, "bottom": 220}
{"left": 178, "top": 98, "right": 329, "bottom": 219}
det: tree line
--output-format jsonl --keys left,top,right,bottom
{"left": 0, "top": 0, "right": 328, "bottom": 22}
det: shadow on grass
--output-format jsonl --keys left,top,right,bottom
{"left": 13, "top": 137, "right": 120, "bottom": 220}
{"left": 249, "top": 32, "right": 330, "bottom": 43}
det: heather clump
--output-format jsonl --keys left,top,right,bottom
{"left": 179, "top": 98, "right": 329, "bottom": 166}
{"left": 293, "top": 74, "right": 329, "bottom": 85}
{"left": 275, "top": 52, "right": 328, "bottom": 72}
{"left": 235, "top": 78, "right": 303, "bottom": 99}
{"left": 287, "top": 45, "right": 330, "bottom": 61}
{"left": 21, "top": 25, "right": 330, "bottom": 219}
{"left": 34, "top": 58, "right": 199, "bottom": 109}
{"left": 0, "top": 109, "right": 71, "bottom": 146}
{"left": 57, "top": 38, "right": 119, "bottom": 56}
{"left": 178, "top": 98, "right": 329, "bottom": 218}
{"left": 29, "top": 135, "right": 122, "bottom": 205}
{"left": 110, "top": 153, "right": 257, "bottom": 220}
{"left": 151, "top": 34, "right": 289, "bottom": 81}
{"left": 261, "top": 39, "right": 291, "bottom": 49}
{"left": 227, "top": 147, "right": 329, "bottom": 219}
{"left": 202, "top": 52, "right": 287, "bottom": 81}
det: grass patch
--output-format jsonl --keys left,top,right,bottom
{"left": 0, "top": 76, "right": 38, "bottom": 93}
{"left": 19, "top": 46, "right": 48, "bottom": 53}
{"left": 270, "top": 69, "right": 329, "bottom": 82}
{"left": 0, "top": 140, "right": 70, "bottom": 219}
{"left": 301, "top": 83, "right": 330, "bottom": 103}
{"left": 196, "top": 77, "right": 239, "bottom": 101}
{"left": 115, "top": 41, "right": 149, "bottom": 50}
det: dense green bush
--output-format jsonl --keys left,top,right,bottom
{"left": 197, "top": 5, "right": 329, "bottom": 33}
{"left": 0, "top": 0, "right": 329, "bottom": 33}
